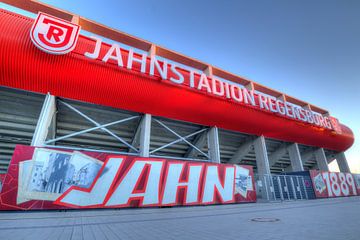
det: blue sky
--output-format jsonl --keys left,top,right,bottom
{"left": 7, "top": 0, "right": 360, "bottom": 172}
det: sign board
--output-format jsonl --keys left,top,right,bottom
{"left": 28, "top": 12, "right": 339, "bottom": 133}
{"left": 0, "top": 145, "right": 256, "bottom": 210}
{"left": 309, "top": 170, "right": 359, "bottom": 198}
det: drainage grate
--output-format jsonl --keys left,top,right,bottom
{"left": 251, "top": 217, "right": 280, "bottom": 222}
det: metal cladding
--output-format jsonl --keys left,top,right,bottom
{"left": 0, "top": 9, "right": 354, "bottom": 152}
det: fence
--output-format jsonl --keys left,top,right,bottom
{"left": 255, "top": 173, "right": 315, "bottom": 201}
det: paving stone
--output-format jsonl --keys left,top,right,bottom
{"left": 0, "top": 197, "right": 359, "bottom": 240}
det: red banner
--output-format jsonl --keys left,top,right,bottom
{"left": 309, "top": 170, "right": 359, "bottom": 198}
{"left": 0, "top": 145, "right": 256, "bottom": 210}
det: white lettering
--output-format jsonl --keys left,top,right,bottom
{"left": 169, "top": 64, "right": 184, "bottom": 84}
{"left": 202, "top": 166, "right": 235, "bottom": 204}
{"left": 127, "top": 49, "right": 147, "bottom": 73}
{"left": 212, "top": 77, "right": 225, "bottom": 97}
{"left": 102, "top": 44, "right": 124, "bottom": 67}
{"left": 162, "top": 163, "right": 203, "bottom": 205}
{"left": 150, "top": 56, "right": 168, "bottom": 79}
{"left": 106, "top": 160, "right": 163, "bottom": 207}
{"left": 197, "top": 74, "right": 212, "bottom": 93}
{"left": 84, "top": 36, "right": 102, "bottom": 59}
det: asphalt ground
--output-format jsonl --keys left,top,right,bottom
{"left": 0, "top": 196, "right": 359, "bottom": 240}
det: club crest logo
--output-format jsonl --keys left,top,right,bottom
{"left": 30, "top": 12, "right": 81, "bottom": 54}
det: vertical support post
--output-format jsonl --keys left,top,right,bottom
{"left": 204, "top": 65, "right": 213, "bottom": 77}
{"left": 290, "top": 177, "right": 297, "bottom": 200}
{"left": 207, "top": 127, "right": 220, "bottom": 163}
{"left": 301, "top": 176, "right": 308, "bottom": 199}
{"left": 296, "top": 177, "right": 303, "bottom": 200}
{"left": 71, "top": 15, "right": 80, "bottom": 24}
{"left": 254, "top": 136, "right": 272, "bottom": 200}
{"left": 31, "top": 94, "right": 56, "bottom": 146}
{"left": 246, "top": 82, "right": 254, "bottom": 91}
{"left": 254, "top": 136, "right": 271, "bottom": 175}
{"left": 336, "top": 152, "right": 351, "bottom": 173}
{"left": 277, "top": 176, "right": 284, "bottom": 201}
{"left": 314, "top": 148, "right": 329, "bottom": 171}
{"left": 283, "top": 176, "right": 290, "bottom": 200}
{"left": 271, "top": 176, "right": 276, "bottom": 200}
{"left": 263, "top": 175, "right": 270, "bottom": 201}
{"left": 288, "top": 143, "right": 304, "bottom": 171}
{"left": 139, "top": 114, "right": 151, "bottom": 157}
{"left": 148, "top": 44, "right": 156, "bottom": 57}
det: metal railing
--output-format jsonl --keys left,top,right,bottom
{"left": 255, "top": 174, "right": 309, "bottom": 201}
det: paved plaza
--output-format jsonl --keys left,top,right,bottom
{"left": 0, "top": 197, "right": 359, "bottom": 240}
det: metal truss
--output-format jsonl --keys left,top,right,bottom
{"left": 150, "top": 118, "right": 210, "bottom": 159}
{"left": 45, "top": 100, "right": 140, "bottom": 152}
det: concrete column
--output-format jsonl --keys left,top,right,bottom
{"left": 139, "top": 114, "right": 151, "bottom": 157}
{"left": 254, "top": 136, "right": 272, "bottom": 201}
{"left": 207, "top": 127, "right": 220, "bottom": 163}
{"left": 287, "top": 143, "right": 304, "bottom": 171}
{"left": 336, "top": 152, "right": 350, "bottom": 173}
{"left": 314, "top": 148, "right": 329, "bottom": 171}
{"left": 254, "top": 136, "right": 271, "bottom": 175}
{"left": 31, "top": 94, "right": 56, "bottom": 146}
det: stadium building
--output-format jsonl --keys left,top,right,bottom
{"left": 0, "top": 1, "right": 357, "bottom": 209}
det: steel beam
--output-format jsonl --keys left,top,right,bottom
{"left": 300, "top": 149, "right": 314, "bottom": 164}
{"left": 314, "top": 148, "right": 329, "bottom": 171}
{"left": 287, "top": 143, "right": 304, "bottom": 171}
{"left": 228, "top": 136, "right": 254, "bottom": 164}
{"left": 46, "top": 116, "right": 138, "bottom": 145}
{"left": 336, "top": 152, "right": 350, "bottom": 173}
{"left": 207, "top": 127, "right": 220, "bottom": 163}
{"left": 184, "top": 129, "right": 208, "bottom": 158}
{"left": 129, "top": 115, "right": 144, "bottom": 153}
{"left": 31, "top": 94, "right": 56, "bottom": 146}
{"left": 268, "top": 143, "right": 288, "bottom": 167}
{"left": 153, "top": 119, "right": 209, "bottom": 158}
{"left": 59, "top": 100, "right": 138, "bottom": 152}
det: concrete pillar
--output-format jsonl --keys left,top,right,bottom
{"left": 139, "top": 114, "right": 151, "bottom": 157}
{"left": 31, "top": 94, "right": 56, "bottom": 146}
{"left": 288, "top": 143, "right": 304, "bottom": 171}
{"left": 254, "top": 136, "right": 271, "bottom": 175}
{"left": 207, "top": 127, "right": 220, "bottom": 163}
{"left": 254, "top": 136, "right": 272, "bottom": 201}
{"left": 336, "top": 152, "right": 351, "bottom": 173}
{"left": 314, "top": 148, "right": 329, "bottom": 171}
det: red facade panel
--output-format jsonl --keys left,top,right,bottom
{"left": 0, "top": 9, "right": 354, "bottom": 151}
